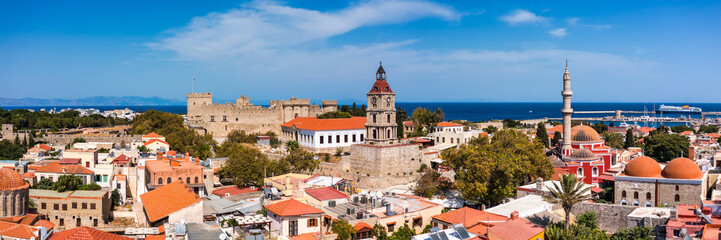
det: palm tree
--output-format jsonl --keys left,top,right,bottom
{"left": 543, "top": 173, "right": 592, "bottom": 229}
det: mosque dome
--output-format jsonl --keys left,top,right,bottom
{"left": 624, "top": 156, "right": 662, "bottom": 177}
{"left": 661, "top": 157, "right": 703, "bottom": 179}
{"left": 569, "top": 148, "right": 598, "bottom": 161}
{"left": 571, "top": 125, "right": 602, "bottom": 143}
{"left": 0, "top": 168, "right": 29, "bottom": 191}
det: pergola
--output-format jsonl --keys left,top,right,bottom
{"left": 226, "top": 214, "right": 272, "bottom": 238}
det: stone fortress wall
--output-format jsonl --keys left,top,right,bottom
{"left": 186, "top": 93, "right": 337, "bottom": 142}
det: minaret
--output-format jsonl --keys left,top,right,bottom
{"left": 561, "top": 61, "right": 573, "bottom": 154}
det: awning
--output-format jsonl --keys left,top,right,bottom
{"left": 412, "top": 216, "right": 422, "bottom": 220}
{"left": 386, "top": 222, "right": 396, "bottom": 225}
{"left": 598, "top": 175, "right": 615, "bottom": 182}
{"left": 591, "top": 187, "right": 604, "bottom": 193}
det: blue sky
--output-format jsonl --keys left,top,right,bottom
{"left": 1, "top": 0, "right": 720, "bottom": 103}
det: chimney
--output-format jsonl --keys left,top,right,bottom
{"left": 62, "top": 167, "right": 66, "bottom": 173}
{"left": 285, "top": 176, "right": 291, "bottom": 189}
{"left": 481, "top": 205, "right": 485, "bottom": 211}
{"left": 510, "top": 211, "right": 519, "bottom": 220}
{"left": 689, "top": 146, "right": 696, "bottom": 161}
{"left": 536, "top": 177, "right": 544, "bottom": 191}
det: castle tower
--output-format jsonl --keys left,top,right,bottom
{"left": 365, "top": 62, "right": 397, "bottom": 143}
{"left": 561, "top": 61, "right": 573, "bottom": 154}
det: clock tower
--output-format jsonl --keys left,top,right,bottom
{"left": 365, "top": 62, "right": 397, "bottom": 143}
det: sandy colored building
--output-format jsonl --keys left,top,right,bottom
{"left": 62, "top": 149, "right": 98, "bottom": 168}
{"left": 30, "top": 189, "right": 111, "bottom": 230}
{"left": 144, "top": 154, "right": 205, "bottom": 197}
{"left": 265, "top": 199, "right": 324, "bottom": 237}
{"left": 615, "top": 156, "right": 708, "bottom": 207}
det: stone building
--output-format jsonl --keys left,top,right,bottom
{"left": 30, "top": 189, "right": 111, "bottom": 230}
{"left": 143, "top": 154, "right": 206, "bottom": 197}
{"left": 0, "top": 168, "right": 30, "bottom": 218}
{"left": 365, "top": 63, "right": 397, "bottom": 142}
{"left": 185, "top": 93, "right": 337, "bottom": 142}
{"left": 614, "top": 156, "right": 708, "bottom": 207}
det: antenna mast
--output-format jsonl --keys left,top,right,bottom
{"left": 192, "top": 77, "right": 195, "bottom": 93}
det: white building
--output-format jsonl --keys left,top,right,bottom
{"left": 63, "top": 149, "right": 98, "bottom": 168}
{"left": 434, "top": 122, "right": 464, "bottom": 133}
{"left": 143, "top": 139, "right": 170, "bottom": 152}
{"left": 429, "top": 130, "right": 487, "bottom": 146}
{"left": 281, "top": 117, "right": 366, "bottom": 152}
{"left": 265, "top": 199, "right": 324, "bottom": 237}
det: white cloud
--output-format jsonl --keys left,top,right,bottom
{"left": 565, "top": 17, "right": 611, "bottom": 29}
{"left": 566, "top": 17, "right": 580, "bottom": 26}
{"left": 500, "top": 9, "right": 547, "bottom": 25}
{"left": 548, "top": 28, "right": 567, "bottom": 37}
{"left": 148, "top": 0, "right": 460, "bottom": 59}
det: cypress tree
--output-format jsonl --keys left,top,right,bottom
{"left": 624, "top": 128, "right": 634, "bottom": 149}
{"left": 552, "top": 131, "right": 562, "bottom": 146}
{"left": 536, "top": 122, "right": 550, "bottom": 148}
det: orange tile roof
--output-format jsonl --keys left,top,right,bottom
{"left": 436, "top": 121, "right": 463, "bottom": 127}
{"left": 34, "top": 220, "right": 55, "bottom": 230}
{"left": 403, "top": 121, "right": 414, "bottom": 126}
{"left": 281, "top": 117, "right": 367, "bottom": 131}
{"left": 144, "top": 235, "right": 167, "bottom": 240}
{"left": 114, "top": 174, "right": 127, "bottom": 181}
{"left": 638, "top": 126, "right": 654, "bottom": 133}
{"left": 0, "top": 168, "right": 30, "bottom": 191}
{"left": 29, "top": 144, "right": 52, "bottom": 151}
{"left": 21, "top": 172, "right": 35, "bottom": 178}
{"left": 143, "top": 132, "right": 164, "bottom": 139}
{"left": 140, "top": 181, "right": 201, "bottom": 223}
{"left": 305, "top": 187, "right": 349, "bottom": 201}
{"left": 354, "top": 222, "right": 373, "bottom": 231}
{"left": 212, "top": 186, "right": 259, "bottom": 196}
{"left": 547, "top": 125, "right": 563, "bottom": 134}
{"left": 708, "top": 133, "right": 721, "bottom": 138}
{"left": 681, "top": 131, "right": 693, "bottom": 135}
{"left": 144, "top": 138, "right": 169, "bottom": 146}
{"left": 432, "top": 207, "right": 509, "bottom": 228}
{"left": 36, "top": 161, "right": 93, "bottom": 175}
{"left": 265, "top": 199, "right": 323, "bottom": 217}
{"left": 113, "top": 154, "right": 130, "bottom": 164}
{"left": 0, "top": 222, "right": 38, "bottom": 239}
{"left": 488, "top": 218, "right": 543, "bottom": 240}
{"left": 467, "top": 222, "right": 494, "bottom": 236}
{"left": 291, "top": 232, "right": 321, "bottom": 240}
{"left": 49, "top": 226, "right": 132, "bottom": 240}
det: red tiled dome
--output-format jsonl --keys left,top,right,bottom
{"left": 569, "top": 148, "right": 598, "bottom": 161}
{"left": 661, "top": 157, "right": 703, "bottom": 179}
{"left": 0, "top": 168, "right": 30, "bottom": 191}
{"left": 571, "top": 125, "right": 602, "bottom": 143}
{"left": 624, "top": 156, "right": 662, "bottom": 177}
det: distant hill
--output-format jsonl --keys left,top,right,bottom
{"left": 0, "top": 96, "right": 184, "bottom": 106}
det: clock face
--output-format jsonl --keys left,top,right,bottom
{"left": 386, "top": 97, "right": 391, "bottom": 104}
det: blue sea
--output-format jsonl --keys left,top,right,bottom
{"left": 4, "top": 102, "right": 721, "bottom": 127}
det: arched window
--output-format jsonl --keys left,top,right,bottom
{"left": 675, "top": 185, "right": 680, "bottom": 191}
{"left": 158, "top": 178, "right": 163, "bottom": 184}
{"left": 294, "top": 113, "right": 299, "bottom": 118}
{"left": 373, "top": 114, "right": 376, "bottom": 123}
{"left": 620, "top": 199, "right": 628, "bottom": 205}
{"left": 195, "top": 177, "right": 199, "bottom": 183}
{"left": 675, "top": 194, "right": 680, "bottom": 202}
{"left": 592, "top": 167, "right": 599, "bottom": 177}
{"left": 634, "top": 192, "right": 639, "bottom": 199}
{"left": 387, "top": 130, "right": 391, "bottom": 138}
{"left": 577, "top": 168, "right": 583, "bottom": 177}
{"left": 387, "top": 114, "right": 391, "bottom": 123}
{"left": 646, "top": 192, "right": 651, "bottom": 200}
{"left": 186, "top": 177, "right": 190, "bottom": 184}
{"left": 373, "top": 130, "right": 377, "bottom": 139}
{"left": 622, "top": 191, "right": 626, "bottom": 198}
{"left": 632, "top": 200, "right": 640, "bottom": 206}
{"left": 166, "top": 177, "right": 171, "bottom": 184}
{"left": 645, "top": 202, "right": 653, "bottom": 207}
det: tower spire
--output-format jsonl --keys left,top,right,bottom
{"left": 561, "top": 61, "right": 573, "bottom": 154}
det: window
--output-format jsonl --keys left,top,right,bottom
{"left": 675, "top": 194, "right": 680, "bottom": 202}
{"left": 72, "top": 202, "right": 77, "bottom": 209}
{"left": 210, "top": 116, "right": 215, "bottom": 122}
{"left": 592, "top": 167, "right": 599, "bottom": 177}
{"left": 167, "top": 177, "right": 171, "bottom": 184}
{"left": 82, "top": 203, "right": 87, "bottom": 209}
{"left": 646, "top": 192, "right": 651, "bottom": 200}
{"left": 62, "top": 204, "right": 67, "bottom": 211}
{"left": 328, "top": 136, "right": 332, "bottom": 144}
{"left": 387, "top": 130, "right": 391, "bottom": 138}
{"left": 442, "top": 137, "right": 445, "bottom": 143}
{"left": 186, "top": 177, "right": 191, "bottom": 184}
{"left": 336, "top": 135, "right": 340, "bottom": 143}
{"left": 54, "top": 204, "right": 59, "bottom": 210}
{"left": 634, "top": 192, "right": 639, "bottom": 199}
{"left": 223, "top": 116, "right": 227, "bottom": 122}
{"left": 90, "top": 203, "right": 96, "bottom": 210}
{"left": 93, "top": 219, "right": 98, "bottom": 227}
{"left": 360, "top": 134, "right": 364, "bottom": 141}
{"left": 622, "top": 191, "right": 626, "bottom": 198}
{"left": 675, "top": 185, "right": 680, "bottom": 191}
{"left": 60, "top": 219, "right": 64, "bottom": 227}
{"left": 77, "top": 218, "right": 81, "bottom": 227}
{"left": 308, "top": 218, "right": 318, "bottom": 227}
{"left": 388, "top": 223, "right": 395, "bottom": 232}
{"left": 387, "top": 114, "right": 391, "bottom": 123}
{"left": 352, "top": 134, "right": 356, "bottom": 142}
{"left": 344, "top": 135, "right": 348, "bottom": 143}
{"left": 577, "top": 168, "right": 584, "bottom": 177}
{"left": 673, "top": 230, "right": 680, "bottom": 237}
{"left": 373, "top": 114, "right": 376, "bottom": 123}
{"left": 451, "top": 138, "right": 454, "bottom": 143}
{"left": 158, "top": 178, "right": 163, "bottom": 184}
{"left": 41, "top": 203, "right": 46, "bottom": 209}
{"left": 320, "top": 137, "right": 324, "bottom": 144}
{"left": 373, "top": 130, "right": 377, "bottom": 139}
{"left": 102, "top": 175, "right": 107, "bottom": 182}
{"left": 195, "top": 177, "right": 199, "bottom": 184}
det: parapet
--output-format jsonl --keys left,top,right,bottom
{"left": 187, "top": 92, "right": 212, "bottom": 98}
{"left": 321, "top": 100, "right": 338, "bottom": 106}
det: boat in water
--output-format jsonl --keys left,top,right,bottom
{"left": 657, "top": 104, "right": 702, "bottom": 114}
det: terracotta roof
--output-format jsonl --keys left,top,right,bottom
{"left": 571, "top": 125, "right": 602, "bottom": 143}
{"left": 114, "top": 174, "right": 127, "bottom": 181}
{"left": 638, "top": 126, "right": 654, "bottom": 133}
{"left": 34, "top": 220, "right": 55, "bottom": 230}
{"left": 265, "top": 199, "right": 323, "bottom": 217}
{"left": 680, "top": 131, "right": 694, "bottom": 136}
{"left": 59, "top": 158, "right": 82, "bottom": 164}
{"left": 547, "top": 125, "right": 563, "bottom": 134}
{"left": 291, "top": 232, "right": 321, "bottom": 240}
{"left": 708, "top": 133, "right": 721, "bottom": 138}
{"left": 467, "top": 222, "right": 494, "bottom": 236}
{"left": 212, "top": 186, "right": 259, "bottom": 196}
{"left": 143, "top": 132, "right": 164, "bottom": 139}
{"left": 140, "top": 181, "right": 201, "bottom": 222}
{"left": 661, "top": 157, "right": 703, "bottom": 179}
{"left": 403, "top": 121, "right": 414, "bottom": 126}
{"left": 36, "top": 161, "right": 93, "bottom": 175}
{"left": 281, "top": 117, "right": 366, "bottom": 131}
{"left": 0, "top": 168, "right": 30, "bottom": 191}
{"left": 144, "top": 139, "right": 169, "bottom": 146}
{"left": 49, "top": 226, "right": 132, "bottom": 240}
{"left": 432, "top": 207, "right": 509, "bottom": 228}
{"left": 30, "top": 144, "right": 52, "bottom": 151}
{"left": 0, "top": 222, "right": 38, "bottom": 239}
{"left": 568, "top": 148, "right": 598, "bottom": 161}
{"left": 113, "top": 154, "right": 130, "bottom": 164}
{"left": 624, "top": 156, "right": 662, "bottom": 178}
{"left": 22, "top": 172, "right": 35, "bottom": 178}
{"left": 354, "top": 222, "right": 373, "bottom": 232}
{"left": 551, "top": 168, "right": 570, "bottom": 181}
{"left": 368, "top": 79, "right": 393, "bottom": 94}
{"left": 305, "top": 187, "right": 349, "bottom": 201}
{"left": 144, "top": 235, "right": 167, "bottom": 240}
{"left": 436, "top": 122, "right": 463, "bottom": 127}
{"left": 488, "top": 218, "right": 544, "bottom": 240}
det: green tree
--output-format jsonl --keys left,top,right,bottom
{"left": 331, "top": 220, "right": 356, "bottom": 240}
{"left": 624, "top": 128, "right": 635, "bottom": 149}
{"left": 574, "top": 211, "right": 598, "bottom": 229}
{"left": 443, "top": 130, "right": 553, "bottom": 206}
{"left": 53, "top": 174, "right": 83, "bottom": 192}
{"left": 543, "top": 173, "right": 592, "bottom": 229}
{"left": 373, "top": 224, "right": 389, "bottom": 240}
{"left": 136, "top": 145, "right": 150, "bottom": 152}
{"left": 552, "top": 131, "right": 562, "bottom": 146}
{"left": 671, "top": 125, "right": 693, "bottom": 133}
{"left": 592, "top": 122, "right": 609, "bottom": 134}
{"left": 14, "top": 134, "right": 21, "bottom": 146}
{"left": 390, "top": 225, "right": 415, "bottom": 240}
{"left": 649, "top": 125, "right": 670, "bottom": 136}
{"left": 35, "top": 178, "right": 54, "bottom": 190}
{"left": 280, "top": 149, "right": 319, "bottom": 174}
{"left": 483, "top": 125, "right": 498, "bottom": 134}
{"left": 644, "top": 132, "right": 689, "bottom": 163}
{"left": 602, "top": 132, "right": 624, "bottom": 149}
{"left": 421, "top": 224, "right": 433, "bottom": 234}
{"left": 78, "top": 183, "right": 101, "bottom": 190}
{"left": 699, "top": 125, "right": 719, "bottom": 134}
{"left": 413, "top": 169, "right": 440, "bottom": 198}
{"left": 111, "top": 189, "right": 122, "bottom": 209}
{"left": 396, "top": 106, "right": 410, "bottom": 138}
{"left": 317, "top": 111, "right": 353, "bottom": 119}
{"left": 285, "top": 140, "right": 300, "bottom": 152}
{"left": 536, "top": 123, "right": 550, "bottom": 148}
{"left": 610, "top": 226, "right": 654, "bottom": 240}
{"left": 218, "top": 143, "right": 284, "bottom": 186}
{"left": 0, "top": 140, "right": 25, "bottom": 159}
{"left": 130, "top": 110, "right": 217, "bottom": 159}
{"left": 502, "top": 119, "right": 521, "bottom": 128}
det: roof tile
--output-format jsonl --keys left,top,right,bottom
{"left": 140, "top": 181, "right": 201, "bottom": 222}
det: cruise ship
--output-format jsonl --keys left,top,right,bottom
{"left": 657, "top": 104, "right": 702, "bottom": 114}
